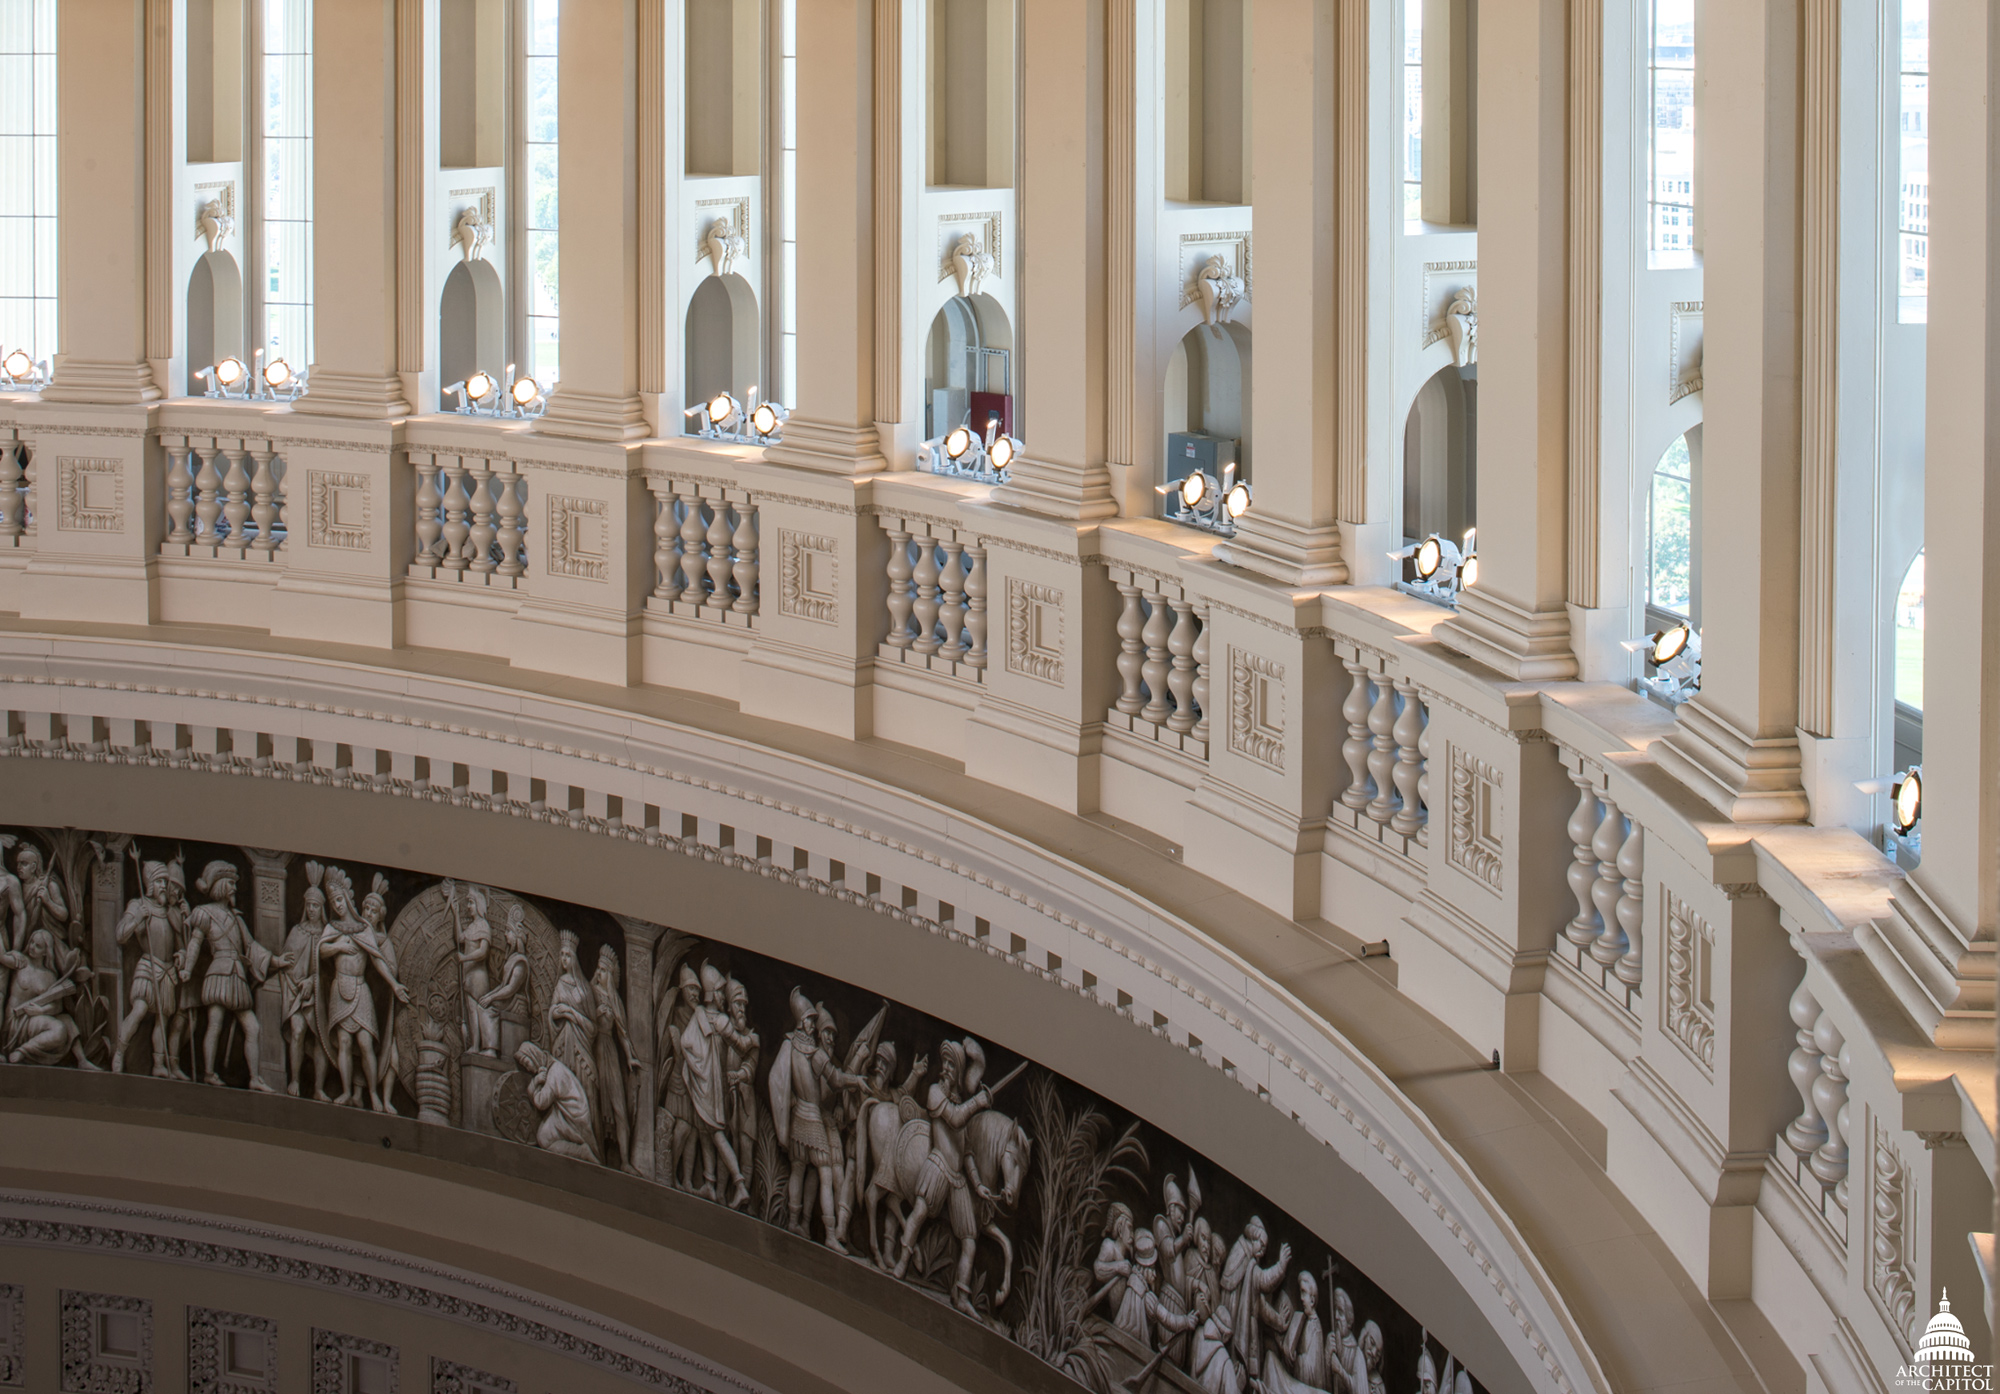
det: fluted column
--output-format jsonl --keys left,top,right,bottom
{"left": 306, "top": 0, "right": 409, "bottom": 417}
{"left": 1430, "top": 0, "right": 1574, "bottom": 679}
{"left": 538, "top": 0, "right": 648, "bottom": 440}
{"left": 1864, "top": 0, "right": 1998, "bottom": 1050}
{"left": 41, "top": 1, "right": 159, "bottom": 403}
{"left": 759, "top": 0, "right": 887, "bottom": 475}
{"left": 989, "top": 0, "right": 1115, "bottom": 519}
{"left": 1650, "top": 0, "right": 1809, "bottom": 822}
{"left": 1213, "top": 0, "right": 1344, "bottom": 585}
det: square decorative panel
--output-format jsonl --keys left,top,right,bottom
{"left": 1446, "top": 745, "right": 1504, "bottom": 893}
{"left": 188, "top": 1308, "right": 278, "bottom": 1394}
{"left": 60, "top": 1291, "right": 152, "bottom": 1394}
{"left": 936, "top": 210, "right": 1004, "bottom": 282}
{"left": 1005, "top": 578, "right": 1064, "bottom": 685}
{"left": 695, "top": 196, "right": 751, "bottom": 267}
{"left": 0, "top": 1283, "right": 21, "bottom": 1387}
{"left": 777, "top": 530, "right": 839, "bottom": 624}
{"left": 56, "top": 459, "right": 124, "bottom": 533}
{"left": 1421, "top": 261, "right": 1478, "bottom": 347}
{"left": 429, "top": 1357, "right": 516, "bottom": 1394}
{"left": 546, "top": 496, "right": 609, "bottom": 582}
{"left": 312, "top": 1331, "right": 398, "bottom": 1394}
{"left": 307, "top": 471, "right": 372, "bottom": 551}
{"left": 1177, "top": 231, "right": 1252, "bottom": 308}
{"left": 1227, "top": 649, "right": 1286, "bottom": 771}
{"left": 1670, "top": 301, "right": 1704, "bottom": 403}
{"left": 1662, "top": 891, "right": 1715, "bottom": 1071}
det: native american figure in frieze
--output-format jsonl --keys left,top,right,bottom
{"left": 314, "top": 867, "right": 408, "bottom": 1113}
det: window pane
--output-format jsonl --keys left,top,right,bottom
{"left": 1648, "top": 437, "right": 1693, "bottom": 616}
{"left": 1403, "top": 0, "right": 1422, "bottom": 225}
{"left": 523, "top": 5, "right": 559, "bottom": 384}
{"left": 1895, "top": 551, "right": 1924, "bottom": 710}
{"left": 262, "top": 0, "right": 313, "bottom": 368}
{"left": 1649, "top": 0, "right": 1696, "bottom": 266}
{"left": 0, "top": 0, "right": 56, "bottom": 365}
{"left": 1899, "top": 0, "right": 1928, "bottom": 322}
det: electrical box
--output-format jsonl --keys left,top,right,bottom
{"left": 1165, "top": 432, "right": 1238, "bottom": 494}
{"left": 969, "top": 391, "right": 1013, "bottom": 438}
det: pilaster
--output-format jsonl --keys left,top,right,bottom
{"left": 1431, "top": 0, "right": 1574, "bottom": 680}
{"left": 1652, "top": 0, "right": 1808, "bottom": 823}
{"left": 989, "top": 0, "right": 1116, "bottom": 521}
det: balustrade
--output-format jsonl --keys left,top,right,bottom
{"left": 409, "top": 451, "right": 528, "bottom": 585}
{"left": 0, "top": 432, "right": 31, "bottom": 545}
{"left": 1556, "top": 756, "right": 1643, "bottom": 1007}
{"left": 160, "top": 434, "right": 290, "bottom": 561}
{"left": 1104, "top": 568, "right": 1208, "bottom": 759}
{"left": 877, "top": 515, "right": 987, "bottom": 681}
{"left": 1780, "top": 979, "right": 1851, "bottom": 1226}
{"left": 1333, "top": 655, "right": 1429, "bottom": 851}
{"left": 648, "top": 481, "right": 758, "bottom": 624}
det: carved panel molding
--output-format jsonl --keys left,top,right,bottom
{"left": 1663, "top": 892, "right": 1715, "bottom": 1071}
{"left": 306, "top": 471, "right": 372, "bottom": 551}
{"left": 0, "top": 1283, "right": 20, "bottom": 1387}
{"left": 187, "top": 1308, "right": 277, "bottom": 1394}
{"left": 56, "top": 459, "right": 124, "bottom": 534}
{"left": 1004, "top": 578, "right": 1064, "bottom": 685}
{"left": 1227, "top": 648, "right": 1286, "bottom": 771}
{"left": 546, "top": 496, "right": 609, "bottom": 582}
{"left": 1422, "top": 261, "right": 1478, "bottom": 347}
{"left": 1869, "top": 1123, "right": 1920, "bottom": 1355}
{"left": 429, "top": 1359, "right": 515, "bottom": 1394}
{"left": 60, "top": 1291, "right": 152, "bottom": 1394}
{"left": 312, "top": 1331, "right": 396, "bottom": 1394}
{"left": 777, "top": 530, "right": 839, "bottom": 624}
{"left": 1446, "top": 746, "right": 1504, "bottom": 893}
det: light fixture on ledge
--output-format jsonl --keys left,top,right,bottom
{"left": 446, "top": 363, "right": 544, "bottom": 419}
{"left": 921, "top": 416, "right": 1022, "bottom": 484}
{"left": 1157, "top": 459, "right": 1252, "bottom": 535}
{"left": 0, "top": 347, "right": 50, "bottom": 390}
{"left": 685, "top": 385, "right": 787, "bottom": 444}
{"left": 196, "top": 355, "right": 252, "bottom": 399}
{"left": 1622, "top": 622, "right": 1702, "bottom": 705}
{"left": 199, "top": 349, "right": 307, "bottom": 402}
{"left": 1390, "top": 528, "right": 1474, "bottom": 606}
{"left": 1858, "top": 765, "right": 1924, "bottom": 863}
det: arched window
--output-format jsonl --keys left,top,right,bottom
{"left": 1163, "top": 322, "right": 1250, "bottom": 516}
{"left": 1897, "top": 0, "right": 1928, "bottom": 323}
{"left": 261, "top": 0, "right": 314, "bottom": 368}
{"left": 0, "top": 0, "right": 57, "bottom": 368}
{"left": 1401, "top": 363, "right": 1474, "bottom": 550}
{"left": 522, "top": 0, "right": 559, "bottom": 383}
{"left": 1645, "top": 430, "right": 1698, "bottom": 625}
{"left": 1647, "top": 0, "right": 1696, "bottom": 266}
{"left": 924, "top": 295, "right": 1012, "bottom": 442}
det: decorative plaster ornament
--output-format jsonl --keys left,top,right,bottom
{"left": 451, "top": 205, "right": 494, "bottom": 264}
{"left": 1444, "top": 287, "right": 1478, "bottom": 369}
{"left": 949, "top": 233, "right": 996, "bottom": 299}
{"left": 1193, "top": 254, "right": 1246, "bottom": 327}
{"left": 195, "top": 198, "right": 235, "bottom": 254}
{"left": 703, "top": 215, "right": 747, "bottom": 278}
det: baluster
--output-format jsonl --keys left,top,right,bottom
{"left": 963, "top": 544, "right": 988, "bottom": 668}
{"left": 1782, "top": 982, "right": 1828, "bottom": 1159}
{"left": 1139, "top": 591, "right": 1174, "bottom": 725}
{"left": 1614, "top": 825, "right": 1645, "bottom": 986}
{"left": 1339, "top": 658, "right": 1373, "bottom": 810}
{"left": 268, "top": 448, "right": 289, "bottom": 549}
{"left": 1832, "top": 1042, "right": 1852, "bottom": 1209}
{"left": 679, "top": 497, "right": 709, "bottom": 599}
{"left": 1114, "top": 584, "right": 1146, "bottom": 714}
{"left": 1589, "top": 800, "right": 1626, "bottom": 964}
{"left": 1191, "top": 607, "right": 1211, "bottom": 742}
{"left": 495, "top": 469, "right": 526, "bottom": 577}
{"left": 1593, "top": 815, "right": 1636, "bottom": 968}
{"left": 411, "top": 454, "right": 441, "bottom": 564}
{"left": 439, "top": 461, "right": 472, "bottom": 570}
{"left": 651, "top": 491, "right": 679, "bottom": 599}
{"left": 162, "top": 442, "right": 193, "bottom": 545}
{"left": 706, "top": 500, "right": 734, "bottom": 604}
{"left": 1365, "top": 677, "right": 1399, "bottom": 825}
{"left": 937, "top": 540, "right": 966, "bottom": 655}
{"left": 911, "top": 536, "right": 942, "bottom": 654}
{"left": 1810, "top": 1016, "right": 1850, "bottom": 1194}
{"left": 219, "top": 445, "right": 252, "bottom": 554}
{"left": 885, "top": 526, "right": 915, "bottom": 646}
{"left": 17, "top": 443, "right": 33, "bottom": 532}
{"left": 1390, "top": 681, "right": 1425, "bottom": 835}
{"left": 1564, "top": 772, "right": 1603, "bottom": 947}
{"left": 732, "top": 502, "right": 759, "bottom": 614}
{"left": 1415, "top": 714, "right": 1432, "bottom": 847}
{"left": 466, "top": 464, "right": 497, "bottom": 574}
{"left": 1165, "top": 601, "right": 1199, "bottom": 732}
{"left": 192, "top": 444, "right": 223, "bottom": 545}
{"left": 247, "top": 445, "right": 279, "bottom": 551}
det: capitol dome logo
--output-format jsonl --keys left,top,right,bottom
{"left": 1896, "top": 1291, "right": 1993, "bottom": 1391}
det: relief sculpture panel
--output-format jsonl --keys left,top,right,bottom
{"left": 0, "top": 822, "right": 1485, "bottom": 1394}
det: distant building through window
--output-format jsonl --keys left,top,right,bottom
{"left": 262, "top": 0, "right": 313, "bottom": 368}
{"left": 0, "top": 0, "right": 58, "bottom": 366}
{"left": 1899, "top": 0, "right": 1928, "bottom": 323}
{"left": 524, "top": 0, "right": 560, "bottom": 383}
{"left": 1648, "top": 0, "right": 1695, "bottom": 265}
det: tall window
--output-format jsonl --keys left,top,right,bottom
{"left": 1894, "top": 550, "right": 1924, "bottom": 711}
{"left": 1647, "top": 434, "right": 1695, "bottom": 620}
{"left": 0, "top": 0, "right": 56, "bottom": 367}
{"left": 778, "top": 0, "right": 796, "bottom": 401}
{"left": 1647, "top": 0, "right": 1695, "bottom": 265}
{"left": 1403, "top": 0, "right": 1422, "bottom": 225}
{"left": 261, "top": 0, "right": 312, "bottom": 369}
{"left": 523, "top": 0, "right": 559, "bottom": 383}
{"left": 1898, "top": 0, "right": 1928, "bottom": 323}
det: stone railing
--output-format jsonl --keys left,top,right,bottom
{"left": 0, "top": 424, "right": 33, "bottom": 545}
{"left": 1332, "top": 646, "right": 1432, "bottom": 856}
{"left": 650, "top": 476, "right": 759, "bottom": 624}
{"left": 161, "top": 430, "right": 290, "bottom": 560}
{"left": 408, "top": 447, "right": 529, "bottom": 585}
{"left": 878, "top": 513, "right": 988, "bottom": 681}
{"left": 1556, "top": 747, "right": 1645, "bottom": 1009}
{"left": 1106, "top": 565, "right": 1209, "bottom": 759}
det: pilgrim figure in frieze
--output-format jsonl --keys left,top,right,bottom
{"left": 111, "top": 852, "right": 188, "bottom": 1078}
{"left": 183, "top": 858, "right": 293, "bottom": 1090}
{"left": 277, "top": 861, "right": 329, "bottom": 1098}
{"left": 316, "top": 867, "right": 409, "bottom": 1112}
{"left": 513, "top": 1039, "right": 595, "bottom": 1160}
{"left": 678, "top": 963, "right": 755, "bottom": 1205}
{"left": 588, "top": 944, "right": 642, "bottom": 1175}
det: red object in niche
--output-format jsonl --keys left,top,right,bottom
{"left": 969, "top": 392, "right": 1013, "bottom": 438}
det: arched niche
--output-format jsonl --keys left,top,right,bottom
{"left": 1162, "top": 322, "right": 1251, "bottom": 507}
{"left": 440, "top": 258, "right": 505, "bottom": 400}
{"left": 1641, "top": 424, "right": 1701, "bottom": 631}
{"left": 1400, "top": 362, "right": 1475, "bottom": 556}
{"left": 185, "top": 250, "right": 245, "bottom": 391}
{"left": 923, "top": 292, "right": 1012, "bottom": 439}
{"left": 685, "top": 272, "right": 760, "bottom": 423}
{"left": 1893, "top": 546, "right": 1924, "bottom": 770}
